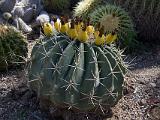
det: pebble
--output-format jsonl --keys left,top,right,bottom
{"left": 150, "top": 82, "right": 156, "bottom": 87}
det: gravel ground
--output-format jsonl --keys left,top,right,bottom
{"left": 0, "top": 42, "right": 160, "bottom": 120}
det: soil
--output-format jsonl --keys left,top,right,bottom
{"left": 0, "top": 41, "right": 160, "bottom": 120}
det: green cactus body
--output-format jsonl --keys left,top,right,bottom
{"left": 28, "top": 35, "right": 127, "bottom": 112}
{"left": 0, "top": 25, "right": 28, "bottom": 71}
{"left": 42, "top": 0, "right": 71, "bottom": 13}
{"left": 90, "top": 4, "right": 137, "bottom": 50}
{"left": 105, "top": 0, "right": 160, "bottom": 43}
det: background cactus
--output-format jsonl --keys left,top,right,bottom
{"left": 0, "top": 24, "right": 28, "bottom": 71}
{"left": 89, "top": 4, "right": 137, "bottom": 51}
{"left": 73, "top": 0, "right": 103, "bottom": 19}
{"left": 105, "top": 0, "right": 160, "bottom": 44}
{"left": 28, "top": 35, "right": 127, "bottom": 112}
{"left": 42, "top": 0, "right": 71, "bottom": 14}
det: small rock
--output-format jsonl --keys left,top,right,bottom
{"left": 150, "top": 82, "right": 156, "bottom": 87}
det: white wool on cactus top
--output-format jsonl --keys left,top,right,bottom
{"left": 36, "top": 11, "right": 50, "bottom": 24}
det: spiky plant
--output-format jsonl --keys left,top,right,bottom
{"left": 89, "top": 4, "right": 137, "bottom": 50}
{"left": 0, "top": 24, "right": 28, "bottom": 71}
{"left": 105, "top": 0, "right": 160, "bottom": 43}
{"left": 73, "top": 0, "right": 103, "bottom": 19}
{"left": 28, "top": 34, "right": 127, "bottom": 112}
{"left": 42, "top": 0, "right": 71, "bottom": 13}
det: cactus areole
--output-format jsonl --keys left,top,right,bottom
{"left": 28, "top": 35, "right": 127, "bottom": 112}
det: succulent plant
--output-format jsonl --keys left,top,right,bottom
{"left": 73, "top": 0, "right": 103, "bottom": 19}
{"left": 28, "top": 34, "right": 127, "bottom": 112}
{"left": 0, "top": 24, "right": 28, "bottom": 71}
{"left": 105, "top": 0, "right": 160, "bottom": 43}
{"left": 42, "top": 0, "right": 71, "bottom": 13}
{"left": 89, "top": 4, "right": 137, "bottom": 50}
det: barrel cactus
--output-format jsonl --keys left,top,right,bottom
{"left": 89, "top": 4, "right": 137, "bottom": 50}
{"left": 42, "top": 0, "right": 71, "bottom": 14}
{"left": 28, "top": 34, "right": 127, "bottom": 112}
{"left": 0, "top": 24, "right": 28, "bottom": 71}
{"left": 105, "top": 0, "right": 160, "bottom": 43}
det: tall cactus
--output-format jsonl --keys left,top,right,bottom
{"left": 28, "top": 35, "right": 127, "bottom": 112}
{"left": 0, "top": 24, "right": 28, "bottom": 71}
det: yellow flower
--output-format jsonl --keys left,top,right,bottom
{"left": 95, "top": 34, "right": 106, "bottom": 45}
{"left": 106, "top": 33, "right": 117, "bottom": 44}
{"left": 43, "top": 22, "right": 53, "bottom": 36}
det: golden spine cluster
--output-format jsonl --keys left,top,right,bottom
{"left": 42, "top": 16, "right": 118, "bottom": 45}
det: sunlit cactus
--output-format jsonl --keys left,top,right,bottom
{"left": 28, "top": 33, "right": 127, "bottom": 112}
